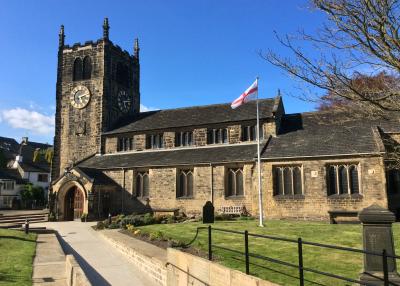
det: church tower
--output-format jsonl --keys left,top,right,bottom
{"left": 52, "top": 18, "right": 140, "bottom": 179}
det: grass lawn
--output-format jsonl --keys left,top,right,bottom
{"left": 138, "top": 220, "right": 400, "bottom": 286}
{"left": 0, "top": 229, "right": 37, "bottom": 286}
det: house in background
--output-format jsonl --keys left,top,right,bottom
{"left": 0, "top": 136, "right": 52, "bottom": 209}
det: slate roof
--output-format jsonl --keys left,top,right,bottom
{"left": 75, "top": 167, "right": 120, "bottom": 186}
{"left": 78, "top": 143, "right": 258, "bottom": 169}
{"left": 262, "top": 112, "right": 385, "bottom": 159}
{"left": 0, "top": 136, "right": 52, "bottom": 173}
{"left": 19, "top": 142, "right": 52, "bottom": 173}
{"left": 0, "top": 168, "right": 27, "bottom": 184}
{"left": 104, "top": 99, "right": 276, "bottom": 134}
{"left": 0, "top": 136, "right": 19, "bottom": 160}
{"left": 75, "top": 110, "right": 398, "bottom": 173}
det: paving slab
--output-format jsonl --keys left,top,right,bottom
{"left": 35, "top": 221, "right": 158, "bottom": 286}
{"left": 32, "top": 232, "right": 67, "bottom": 286}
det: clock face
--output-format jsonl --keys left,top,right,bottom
{"left": 70, "top": 85, "right": 91, "bottom": 109}
{"left": 117, "top": 90, "right": 131, "bottom": 113}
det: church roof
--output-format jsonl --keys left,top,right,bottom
{"left": 75, "top": 167, "right": 120, "bottom": 187}
{"left": 76, "top": 110, "right": 397, "bottom": 171}
{"left": 261, "top": 112, "right": 389, "bottom": 159}
{"left": 78, "top": 143, "right": 258, "bottom": 169}
{"left": 0, "top": 168, "right": 27, "bottom": 184}
{"left": 104, "top": 98, "right": 276, "bottom": 134}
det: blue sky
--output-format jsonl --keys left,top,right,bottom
{"left": 0, "top": 1, "right": 326, "bottom": 144}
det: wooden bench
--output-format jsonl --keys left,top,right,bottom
{"left": 328, "top": 210, "right": 359, "bottom": 224}
{"left": 152, "top": 208, "right": 180, "bottom": 217}
{"left": 218, "top": 206, "right": 246, "bottom": 215}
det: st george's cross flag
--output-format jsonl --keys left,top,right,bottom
{"left": 231, "top": 79, "right": 258, "bottom": 109}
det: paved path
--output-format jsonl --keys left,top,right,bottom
{"left": 36, "top": 221, "right": 157, "bottom": 286}
{"left": 32, "top": 232, "right": 67, "bottom": 286}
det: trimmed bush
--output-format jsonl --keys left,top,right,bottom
{"left": 149, "top": 230, "right": 166, "bottom": 241}
{"left": 96, "top": 221, "right": 105, "bottom": 230}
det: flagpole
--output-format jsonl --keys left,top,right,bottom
{"left": 256, "top": 77, "right": 264, "bottom": 227}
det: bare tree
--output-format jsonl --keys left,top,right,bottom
{"left": 263, "top": 0, "right": 400, "bottom": 118}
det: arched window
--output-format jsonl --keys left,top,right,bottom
{"left": 222, "top": 129, "right": 228, "bottom": 143}
{"left": 293, "top": 167, "right": 303, "bottom": 195}
{"left": 338, "top": 166, "right": 348, "bottom": 194}
{"left": 136, "top": 171, "right": 149, "bottom": 197}
{"left": 273, "top": 167, "right": 283, "bottom": 196}
{"left": 328, "top": 166, "right": 337, "bottom": 196}
{"left": 226, "top": 168, "right": 244, "bottom": 197}
{"left": 177, "top": 169, "right": 194, "bottom": 198}
{"left": 73, "top": 58, "right": 82, "bottom": 81}
{"left": 283, "top": 167, "right": 292, "bottom": 196}
{"left": 82, "top": 56, "right": 92, "bottom": 80}
{"left": 349, "top": 165, "right": 359, "bottom": 194}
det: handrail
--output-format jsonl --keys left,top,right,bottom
{"left": 179, "top": 225, "right": 398, "bottom": 285}
{"left": 207, "top": 226, "right": 400, "bottom": 259}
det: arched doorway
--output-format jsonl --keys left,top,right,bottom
{"left": 64, "top": 186, "right": 84, "bottom": 221}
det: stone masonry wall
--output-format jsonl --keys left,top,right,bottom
{"left": 193, "top": 128, "right": 207, "bottom": 146}
{"left": 255, "top": 156, "right": 387, "bottom": 220}
{"left": 164, "top": 132, "right": 175, "bottom": 149}
{"left": 134, "top": 134, "right": 146, "bottom": 151}
{"left": 228, "top": 125, "right": 241, "bottom": 144}
{"left": 105, "top": 137, "right": 118, "bottom": 154}
{"left": 98, "top": 155, "right": 388, "bottom": 220}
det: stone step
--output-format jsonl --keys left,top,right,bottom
{"left": 0, "top": 213, "right": 47, "bottom": 221}
{"left": 0, "top": 217, "right": 46, "bottom": 224}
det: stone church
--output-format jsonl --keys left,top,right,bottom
{"left": 51, "top": 19, "right": 400, "bottom": 221}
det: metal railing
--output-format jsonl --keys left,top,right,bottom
{"left": 183, "top": 225, "right": 400, "bottom": 286}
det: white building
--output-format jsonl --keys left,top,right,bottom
{"left": 0, "top": 136, "right": 51, "bottom": 209}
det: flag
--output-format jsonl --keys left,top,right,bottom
{"left": 231, "top": 79, "right": 258, "bottom": 109}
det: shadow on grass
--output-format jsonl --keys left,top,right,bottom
{"left": 231, "top": 255, "right": 329, "bottom": 286}
{"left": 0, "top": 272, "right": 27, "bottom": 284}
{"left": 55, "top": 233, "right": 111, "bottom": 286}
{"left": 0, "top": 235, "right": 36, "bottom": 243}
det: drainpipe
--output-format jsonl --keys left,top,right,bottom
{"left": 210, "top": 163, "right": 214, "bottom": 204}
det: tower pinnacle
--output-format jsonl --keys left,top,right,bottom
{"left": 59, "top": 25, "right": 65, "bottom": 48}
{"left": 134, "top": 38, "right": 140, "bottom": 59}
{"left": 103, "top": 18, "right": 110, "bottom": 40}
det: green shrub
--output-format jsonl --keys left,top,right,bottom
{"left": 238, "top": 215, "right": 255, "bottom": 221}
{"left": 121, "top": 213, "right": 156, "bottom": 227}
{"left": 96, "top": 221, "right": 105, "bottom": 230}
{"left": 48, "top": 212, "right": 56, "bottom": 222}
{"left": 108, "top": 222, "right": 120, "bottom": 229}
{"left": 215, "top": 214, "right": 237, "bottom": 221}
{"left": 149, "top": 230, "right": 166, "bottom": 241}
{"left": 166, "top": 215, "right": 176, "bottom": 224}
{"left": 143, "top": 213, "right": 155, "bottom": 225}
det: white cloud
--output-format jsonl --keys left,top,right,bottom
{"left": 140, "top": 104, "right": 159, "bottom": 112}
{"left": 1, "top": 108, "right": 54, "bottom": 135}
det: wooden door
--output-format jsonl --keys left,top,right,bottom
{"left": 73, "top": 188, "right": 83, "bottom": 219}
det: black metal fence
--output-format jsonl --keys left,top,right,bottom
{"left": 184, "top": 225, "right": 400, "bottom": 286}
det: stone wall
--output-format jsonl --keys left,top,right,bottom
{"left": 134, "top": 134, "right": 146, "bottom": 151}
{"left": 257, "top": 156, "right": 387, "bottom": 220}
{"left": 194, "top": 128, "right": 207, "bottom": 146}
{"left": 167, "top": 248, "right": 279, "bottom": 286}
{"left": 164, "top": 132, "right": 175, "bottom": 149}
{"left": 101, "top": 163, "right": 255, "bottom": 217}
{"left": 105, "top": 137, "right": 118, "bottom": 154}
{"left": 98, "top": 155, "right": 388, "bottom": 220}
{"left": 228, "top": 125, "right": 241, "bottom": 144}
